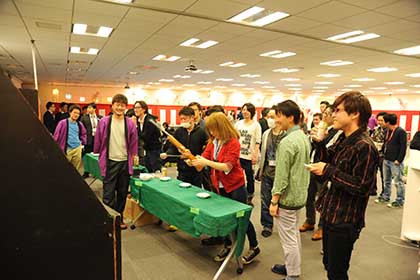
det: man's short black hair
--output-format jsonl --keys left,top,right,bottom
{"left": 320, "top": 100, "right": 330, "bottom": 106}
{"left": 69, "top": 104, "right": 81, "bottom": 113}
{"left": 242, "top": 103, "right": 256, "bottom": 119}
{"left": 383, "top": 113, "right": 397, "bottom": 125}
{"left": 313, "top": 112, "right": 323, "bottom": 120}
{"left": 188, "top": 102, "right": 202, "bottom": 111}
{"left": 275, "top": 100, "right": 301, "bottom": 125}
{"left": 112, "top": 94, "right": 128, "bottom": 105}
{"left": 179, "top": 106, "right": 195, "bottom": 117}
{"left": 60, "top": 102, "right": 68, "bottom": 108}
{"left": 82, "top": 105, "right": 88, "bottom": 110}
{"left": 134, "top": 100, "right": 148, "bottom": 112}
{"left": 333, "top": 91, "right": 372, "bottom": 130}
{"left": 261, "top": 108, "right": 270, "bottom": 118}
{"left": 377, "top": 111, "right": 387, "bottom": 118}
{"left": 205, "top": 105, "right": 225, "bottom": 116}
{"left": 46, "top": 101, "right": 54, "bottom": 110}
{"left": 88, "top": 102, "right": 96, "bottom": 109}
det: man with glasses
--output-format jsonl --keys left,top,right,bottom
{"left": 308, "top": 91, "right": 378, "bottom": 280}
{"left": 160, "top": 107, "right": 208, "bottom": 187}
{"left": 188, "top": 102, "right": 205, "bottom": 128}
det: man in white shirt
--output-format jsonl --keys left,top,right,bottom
{"left": 235, "top": 103, "right": 261, "bottom": 205}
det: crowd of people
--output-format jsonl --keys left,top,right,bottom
{"left": 42, "top": 90, "right": 415, "bottom": 279}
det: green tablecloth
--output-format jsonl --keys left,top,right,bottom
{"left": 83, "top": 153, "right": 148, "bottom": 180}
{"left": 130, "top": 177, "right": 252, "bottom": 257}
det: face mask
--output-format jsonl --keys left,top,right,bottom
{"left": 180, "top": 122, "right": 191, "bottom": 129}
{"left": 267, "top": 118, "right": 276, "bottom": 128}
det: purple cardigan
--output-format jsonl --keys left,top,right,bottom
{"left": 94, "top": 115, "right": 138, "bottom": 177}
{"left": 53, "top": 119, "right": 87, "bottom": 153}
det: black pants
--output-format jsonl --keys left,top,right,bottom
{"left": 240, "top": 158, "right": 255, "bottom": 196}
{"left": 220, "top": 186, "right": 258, "bottom": 248}
{"left": 305, "top": 174, "right": 322, "bottom": 227}
{"left": 178, "top": 171, "right": 202, "bottom": 188}
{"left": 145, "top": 149, "right": 161, "bottom": 172}
{"left": 323, "top": 222, "right": 361, "bottom": 280}
{"left": 103, "top": 160, "right": 130, "bottom": 215}
{"left": 260, "top": 175, "right": 273, "bottom": 229}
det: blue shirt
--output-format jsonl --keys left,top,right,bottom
{"left": 67, "top": 120, "right": 81, "bottom": 149}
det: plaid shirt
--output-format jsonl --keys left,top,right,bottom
{"left": 371, "top": 126, "right": 386, "bottom": 157}
{"left": 315, "top": 128, "right": 379, "bottom": 229}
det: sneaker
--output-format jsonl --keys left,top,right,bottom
{"left": 271, "top": 264, "right": 287, "bottom": 275}
{"left": 214, "top": 246, "right": 231, "bottom": 262}
{"left": 387, "top": 201, "right": 403, "bottom": 208}
{"left": 374, "top": 197, "right": 389, "bottom": 204}
{"left": 311, "top": 228, "right": 323, "bottom": 241}
{"left": 167, "top": 225, "right": 178, "bottom": 232}
{"left": 261, "top": 227, "right": 272, "bottom": 238}
{"left": 299, "top": 222, "right": 315, "bottom": 232}
{"left": 242, "top": 246, "right": 260, "bottom": 264}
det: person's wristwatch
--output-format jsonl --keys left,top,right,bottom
{"left": 270, "top": 200, "right": 278, "bottom": 206}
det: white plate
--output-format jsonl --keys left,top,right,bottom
{"left": 139, "top": 173, "right": 154, "bottom": 181}
{"left": 160, "top": 176, "right": 171, "bottom": 181}
{"left": 179, "top": 182, "right": 191, "bottom": 188}
{"left": 196, "top": 192, "right": 211, "bottom": 199}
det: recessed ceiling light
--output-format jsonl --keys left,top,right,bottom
{"left": 262, "top": 86, "right": 275, "bottom": 89}
{"left": 367, "top": 67, "right": 398, "bottom": 72}
{"left": 70, "top": 46, "right": 99, "bottom": 55}
{"left": 314, "top": 86, "right": 328, "bottom": 89}
{"left": 229, "top": 6, "right": 289, "bottom": 27}
{"left": 273, "top": 68, "right": 300, "bottom": 73}
{"left": 344, "top": 84, "right": 362, "bottom": 88}
{"left": 113, "top": 0, "right": 133, "bottom": 3}
{"left": 327, "top": 30, "right": 380, "bottom": 44}
{"left": 395, "top": 89, "right": 408, "bottom": 92}
{"left": 313, "top": 90, "right": 326, "bottom": 93}
{"left": 197, "top": 81, "right": 212, "bottom": 84}
{"left": 180, "top": 38, "right": 219, "bottom": 49}
{"left": 288, "top": 88, "right": 302, "bottom": 91}
{"left": 232, "top": 83, "right": 246, "bottom": 86}
{"left": 128, "top": 71, "right": 138, "bottom": 75}
{"left": 352, "top": 78, "right": 375, "bottom": 82}
{"left": 216, "top": 78, "right": 233, "bottom": 81}
{"left": 159, "top": 79, "right": 174, "bottom": 82}
{"left": 317, "top": 73, "right": 340, "bottom": 78}
{"left": 280, "top": 78, "right": 300, "bottom": 81}
{"left": 411, "top": 85, "right": 420, "bottom": 88}
{"left": 370, "top": 87, "right": 387, "bottom": 90}
{"left": 394, "top": 45, "right": 420, "bottom": 56}
{"left": 220, "top": 62, "right": 246, "bottom": 68}
{"left": 240, "top": 74, "right": 260, "bottom": 78}
{"left": 72, "top": 23, "right": 113, "bottom": 38}
{"left": 405, "top": 73, "right": 420, "bottom": 78}
{"left": 152, "top": 55, "right": 181, "bottom": 62}
{"left": 173, "top": 75, "right": 191, "bottom": 78}
{"left": 215, "top": 86, "right": 227, "bottom": 89}
{"left": 183, "top": 84, "right": 195, "bottom": 87}
{"left": 253, "top": 81, "right": 270, "bottom": 84}
{"left": 80, "top": 97, "right": 86, "bottom": 102}
{"left": 260, "top": 50, "right": 296, "bottom": 58}
{"left": 384, "top": 81, "right": 405, "bottom": 85}
{"left": 320, "top": 60, "right": 353, "bottom": 66}
{"left": 65, "top": 93, "right": 72, "bottom": 100}
{"left": 243, "top": 87, "right": 255, "bottom": 90}
{"left": 315, "top": 81, "right": 333, "bottom": 85}
{"left": 285, "top": 84, "right": 301, "bottom": 87}
{"left": 200, "top": 70, "right": 214, "bottom": 74}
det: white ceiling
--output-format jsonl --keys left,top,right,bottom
{"left": 1, "top": 0, "right": 420, "bottom": 96}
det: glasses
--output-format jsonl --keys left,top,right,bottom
{"left": 134, "top": 106, "right": 142, "bottom": 109}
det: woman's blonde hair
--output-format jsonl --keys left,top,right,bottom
{"left": 205, "top": 112, "right": 239, "bottom": 142}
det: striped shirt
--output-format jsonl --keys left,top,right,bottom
{"left": 315, "top": 128, "right": 379, "bottom": 229}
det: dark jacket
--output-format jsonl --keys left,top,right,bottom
{"left": 139, "top": 114, "right": 162, "bottom": 151}
{"left": 43, "top": 111, "right": 56, "bottom": 134}
{"left": 410, "top": 131, "right": 420, "bottom": 151}
{"left": 167, "top": 125, "right": 208, "bottom": 174}
{"left": 259, "top": 118, "right": 269, "bottom": 135}
{"left": 55, "top": 111, "right": 69, "bottom": 126}
{"left": 383, "top": 127, "right": 407, "bottom": 163}
{"left": 80, "top": 114, "right": 103, "bottom": 146}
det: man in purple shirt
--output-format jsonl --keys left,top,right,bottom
{"left": 94, "top": 94, "right": 138, "bottom": 229}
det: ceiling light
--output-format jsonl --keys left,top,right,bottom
{"left": 370, "top": 87, "right": 387, "bottom": 90}
{"left": 72, "top": 23, "right": 113, "bottom": 38}
{"left": 394, "top": 45, "right": 420, "bottom": 56}
{"left": 215, "top": 86, "right": 227, "bottom": 89}
{"left": 65, "top": 93, "right": 72, "bottom": 100}
{"left": 285, "top": 84, "right": 301, "bottom": 87}
{"left": 344, "top": 84, "right": 362, "bottom": 88}
{"left": 260, "top": 50, "right": 296, "bottom": 58}
{"left": 183, "top": 84, "right": 195, "bottom": 87}
{"left": 231, "top": 63, "right": 246, "bottom": 67}
{"left": 80, "top": 97, "right": 86, "bottom": 102}
{"left": 411, "top": 85, "right": 420, "bottom": 88}
{"left": 395, "top": 89, "right": 408, "bottom": 92}
{"left": 197, "top": 81, "right": 212, "bottom": 84}
{"left": 367, "top": 67, "right": 397, "bottom": 72}
{"left": 216, "top": 78, "right": 233, "bottom": 81}
{"left": 253, "top": 81, "right": 270, "bottom": 84}
{"left": 313, "top": 90, "right": 326, "bottom": 93}
{"left": 244, "top": 87, "right": 255, "bottom": 90}
{"left": 152, "top": 55, "right": 181, "bottom": 62}
{"left": 114, "top": 0, "right": 134, "bottom": 3}
{"left": 232, "top": 83, "right": 245, "bottom": 86}
{"left": 128, "top": 71, "right": 138, "bottom": 75}
{"left": 180, "top": 38, "right": 219, "bottom": 49}
{"left": 273, "top": 68, "right": 300, "bottom": 73}
{"left": 159, "top": 79, "right": 174, "bottom": 82}
{"left": 173, "top": 75, "right": 191, "bottom": 78}
{"left": 314, "top": 86, "right": 328, "bottom": 89}
{"left": 317, "top": 73, "right": 340, "bottom": 78}
{"left": 384, "top": 81, "right": 405, "bottom": 85}
{"left": 87, "top": 48, "right": 99, "bottom": 55}
{"left": 241, "top": 74, "right": 260, "bottom": 78}
{"left": 97, "top": 26, "right": 113, "bottom": 37}
{"left": 280, "top": 78, "right": 300, "bottom": 81}
{"left": 200, "top": 70, "right": 214, "bottom": 74}
{"left": 315, "top": 81, "right": 333, "bottom": 85}
{"left": 320, "top": 60, "right": 353, "bottom": 66}
{"left": 220, "top": 62, "right": 233, "bottom": 66}
{"left": 73, "top": 23, "right": 87, "bottom": 34}
{"left": 288, "top": 88, "right": 302, "bottom": 91}
{"left": 70, "top": 46, "right": 99, "bottom": 55}
{"left": 352, "top": 78, "right": 375, "bottom": 82}
{"left": 405, "top": 73, "right": 420, "bottom": 78}
{"left": 229, "top": 6, "right": 289, "bottom": 27}
{"left": 327, "top": 30, "right": 380, "bottom": 44}
{"left": 262, "top": 86, "right": 275, "bottom": 89}
{"left": 220, "top": 61, "right": 246, "bottom": 68}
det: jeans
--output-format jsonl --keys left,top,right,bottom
{"left": 145, "top": 149, "right": 161, "bottom": 172}
{"left": 219, "top": 186, "right": 258, "bottom": 248}
{"left": 305, "top": 174, "right": 322, "bottom": 227}
{"left": 260, "top": 175, "right": 274, "bottom": 229}
{"left": 382, "top": 159, "right": 405, "bottom": 204}
{"left": 240, "top": 158, "right": 255, "bottom": 196}
{"left": 323, "top": 222, "right": 360, "bottom": 280}
{"left": 103, "top": 160, "right": 129, "bottom": 215}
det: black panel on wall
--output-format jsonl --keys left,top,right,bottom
{"left": 0, "top": 71, "right": 121, "bottom": 279}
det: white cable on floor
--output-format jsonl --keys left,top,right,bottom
{"left": 381, "top": 235, "right": 419, "bottom": 250}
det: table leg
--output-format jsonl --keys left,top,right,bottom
{"left": 88, "top": 178, "right": 97, "bottom": 187}
{"left": 212, "top": 238, "right": 237, "bottom": 280}
{"left": 129, "top": 209, "right": 145, "bottom": 230}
